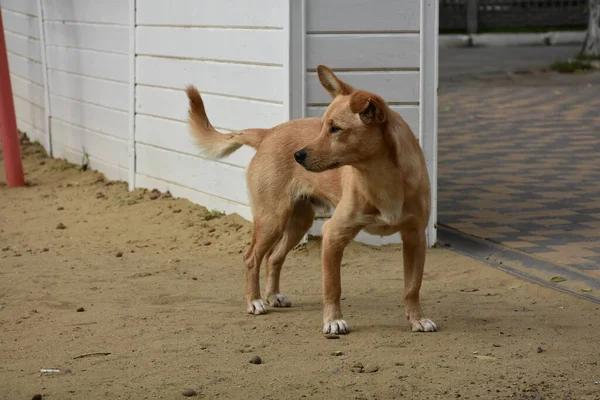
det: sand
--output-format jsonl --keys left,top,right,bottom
{"left": 1, "top": 139, "right": 599, "bottom": 400}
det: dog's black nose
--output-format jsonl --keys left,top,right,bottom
{"left": 294, "top": 149, "right": 307, "bottom": 164}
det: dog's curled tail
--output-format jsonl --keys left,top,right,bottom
{"left": 186, "top": 85, "right": 269, "bottom": 159}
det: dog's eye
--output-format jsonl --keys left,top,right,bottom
{"left": 329, "top": 125, "right": 341, "bottom": 134}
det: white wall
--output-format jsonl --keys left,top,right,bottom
{"left": 1, "top": 0, "right": 46, "bottom": 147}
{"left": 40, "top": 0, "right": 130, "bottom": 181}
{"left": 134, "top": 0, "right": 287, "bottom": 220}
{"left": 2, "top": 0, "right": 438, "bottom": 245}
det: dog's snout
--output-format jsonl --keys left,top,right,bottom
{"left": 294, "top": 149, "right": 308, "bottom": 164}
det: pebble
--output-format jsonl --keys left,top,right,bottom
{"left": 57, "top": 206, "right": 64, "bottom": 211}
{"left": 149, "top": 191, "right": 160, "bottom": 200}
{"left": 351, "top": 362, "right": 364, "bottom": 373}
{"left": 96, "top": 192, "right": 106, "bottom": 199}
{"left": 537, "top": 347, "right": 544, "bottom": 353}
{"left": 493, "top": 344, "right": 501, "bottom": 347}
{"left": 331, "top": 351, "right": 344, "bottom": 356}
{"left": 173, "top": 209, "right": 182, "bottom": 213}
{"left": 203, "top": 241, "right": 211, "bottom": 246}
{"left": 56, "top": 223, "right": 66, "bottom": 230}
{"left": 325, "top": 334, "right": 340, "bottom": 340}
{"left": 76, "top": 307, "right": 85, "bottom": 312}
{"left": 365, "top": 365, "right": 379, "bottom": 373}
{"left": 31, "top": 395, "right": 43, "bottom": 400}
{"left": 116, "top": 251, "right": 123, "bottom": 258}
{"left": 182, "top": 389, "right": 197, "bottom": 397}
{"left": 249, "top": 355, "right": 262, "bottom": 364}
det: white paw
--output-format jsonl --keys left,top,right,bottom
{"left": 323, "top": 319, "right": 349, "bottom": 335}
{"left": 411, "top": 318, "right": 437, "bottom": 332}
{"left": 266, "top": 293, "right": 292, "bottom": 308}
{"left": 247, "top": 300, "right": 267, "bottom": 315}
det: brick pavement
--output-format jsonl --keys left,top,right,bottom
{"left": 438, "top": 72, "right": 600, "bottom": 275}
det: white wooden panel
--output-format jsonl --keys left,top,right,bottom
{"left": 306, "top": 71, "right": 420, "bottom": 104}
{"left": 136, "top": 144, "right": 249, "bottom": 205}
{"left": 306, "top": 34, "right": 420, "bottom": 69}
{"left": 16, "top": 118, "right": 45, "bottom": 146}
{"left": 136, "top": 27, "right": 284, "bottom": 65}
{"left": 0, "top": 0, "right": 37, "bottom": 16}
{"left": 13, "top": 96, "right": 45, "bottom": 130}
{"left": 5, "top": 31, "right": 41, "bottom": 61}
{"left": 44, "top": 22, "right": 129, "bottom": 54}
{"left": 10, "top": 74, "right": 44, "bottom": 107}
{"left": 50, "top": 95, "right": 128, "bottom": 139}
{"left": 136, "top": 56, "right": 283, "bottom": 102}
{"left": 135, "top": 115, "right": 255, "bottom": 168}
{"left": 48, "top": 69, "right": 128, "bottom": 111}
{"left": 136, "top": 0, "right": 285, "bottom": 28}
{"left": 41, "top": 0, "right": 128, "bottom": 25}
{"left": 135, "top": 174, "right": 253, "bottom": 221}
{"left": 306, "top": 0, "right": 420, "bottom": 32}
{"left": 50, "top": 119, "right": 128, "bottom": 167}
{"left": 2, "top": 9, "right": 39, "bottom": 38}
{"left": 46, "top": 46, "right": 129, "bottom": 82}
{"left": 7, "top": 53, "right": 43, "bottom": 84}
{"left": 306, "top": 105, "right": 420, "bottom": 134}
{"left": 52, "top": 142, "right": 128, "bottom": 182}
{"left": 135, "top": 86, "right": 284, "bottom": 131}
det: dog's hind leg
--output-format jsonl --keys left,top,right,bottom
{"left": 243, "top": 217, "right": 285, "bottom": 315}
{"left": 400, "top": 229, "right": 437, "bottom": 332}
{"left": 264, "top": 200, "right": 315, "bottom": 308}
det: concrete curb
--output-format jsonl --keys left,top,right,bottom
{"left": 440, "top": 31, "right": 586, "bottom": 48}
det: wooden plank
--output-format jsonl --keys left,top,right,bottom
{"left": 44, "top": 21, "right": 129, "bottom": 54}
{"left": 50, "top": 95, "right": 129, "bottom": 139}
{"left": 306, "top": 71, "right": 420, "bottom": 104}
{"left": 136, "top": 26, "right": 284, "bottom": 65}
{"left": 5, "top": 31, "right": 41, "bottom": 62}
{"left": 135, "top": 86, "right": 284, "bottom": 131}
{"left": 50, "top": 118, "right": 128, "bottom": 168}
{"left": 52, "top": 142, "right": 129, "bottom": 182}
{"left": 136, "top": 56, "right": 283, "bottom": 102}
{"left": 306, "top": 0, "right": 420, "bottom": 32}
{"left": 136, "top": 0, "right": 285, "bottom": 28}
{"left": 7, "top": 53, "right": 43, "bottom": 85}
{"left": 135, "top": 115, "right": 255, "bottom": 168}
{"left": 48, "top": 69, "right": 129, "bottom": 111}
{"left": 135, "top": 144, "right": 250, "bottom": 205}
{"left": 2, "top": 9, "right": 39, "bottom": 38}
{"left": 10, "top": 73, "right": 44, "bottom": 108}
{"left": 13, "top": 95, "right": 45, "bottom": 130}
{"left": 0, "top": 0, "right": 38, "bottom": 16}
{"left": 135, "top": 174, "right": 253, "bottom": 221}
{"left": 306, "top": 34, "right": 420, "bottom": 69}
{"left": 46, "top": 46, "right": 129, "bottom": 82}
{"left": 41, "top": 0, "right": 128, "bottom": 25}
{"left": 306, "top": 105, "right": 420, "bottom": 134}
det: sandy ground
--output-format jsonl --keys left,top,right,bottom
{"left": 1, "top": 139, "right": 599, "bottom": 400}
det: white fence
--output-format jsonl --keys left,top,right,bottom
{"left": 2, "top": 0, "right": 438, "bottom": 246}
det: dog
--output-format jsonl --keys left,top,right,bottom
{"left": 185, "top": 65, "right": 436, "bottom": 334}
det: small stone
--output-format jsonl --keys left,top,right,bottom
{"left": 351, "top": 362, "right": 364, "bottom": 373}
{"left": 537, "top": 347, "right": 544, "bottom": 353}
{"left": 95, "top": 192, "right": 106, "bottom": 199}
{"left": 325, "top": 334, "right": 340, "bottom": 340}
{"left": 57, "top": 206, "right": 64, "bottom": 211}
{"left": 203, "top": 241, "right": 211, "bottom": 246}
{"left": 31, "top": 395, "right": 43, "bottom": 400}
{"left": 182, "top": 389, "right": 197, "bottom": 397}
{"left": 493, "top": 344, "right": 501, "bottom": 348}
{"left": 116, "top": 251, "right": 123, "bottom": 258}
{"left": 365, "top": 365, "right": 379, "bottom": 373}
{"left": 56, "top": 223, "right": 66, "bottom": 230}
{"left": 42, "top": 248, "right": 49, "bottom": 252}
{"left": 1, "top": 247, "right": 9, "bottom": 252}
{"left": 249, "top": 355, "right": 262, "bottom": 364}
{"left": 394, "top": 362, "right": 405, "bottom": 366}
{"left": 331, "top": 351, "right": 344, "bottom": 356}
{"left": 173, "top": 209, "right": 182, "bottom": 213}
{"left": 200, "top": 346, "right": 207, "bottom": 350}
{"left": 76, "top": 307, "right": 85, "bottom": 312}
{"left": 149, "top": 190, "right": 161, "bottom": 200}
{"left": 192, "top": 277, "right": 198, "bottom": 280}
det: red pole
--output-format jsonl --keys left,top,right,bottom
{"left": 0, "top": 8, "right": 25, "bottom": 187}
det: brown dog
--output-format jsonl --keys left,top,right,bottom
{"left": 185, "top": 65, "right": 436, "bottom": 334}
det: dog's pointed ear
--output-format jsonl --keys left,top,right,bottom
{"left": 349, "top": 91, "right": 387, "bottom": 125}
{"left": 317, "top": 65, "right": 354, "bottom": 98}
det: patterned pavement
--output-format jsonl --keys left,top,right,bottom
{"left": 438, "top": 72, "right": 600, "bottom": 276}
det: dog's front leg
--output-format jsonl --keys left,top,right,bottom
{"left": 321, "top": 218, "right": 362, "bottom": 335}
{"left": 400, "top": 229, "right": 437, "bottom": 332}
